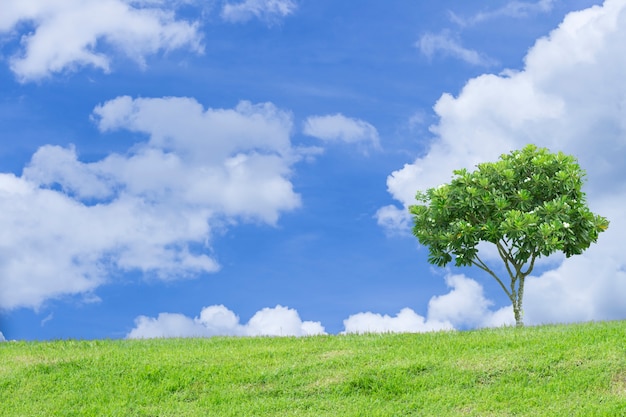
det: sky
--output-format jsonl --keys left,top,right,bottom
{"left": 0, "top": 0, "right": 624, "bottom": 341}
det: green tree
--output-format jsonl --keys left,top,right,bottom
{"left": 409, "top": 145, "right": 609, "bottom": 327}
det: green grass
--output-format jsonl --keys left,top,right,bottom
{"left": 2, "top": 321, "right": 626, "bottom": 416}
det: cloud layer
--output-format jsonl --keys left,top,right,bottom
{"left": 0, "top": 0, "right": 203, "bottom": 82}
{"left": 128, "top": 274, "right": 515, "bottom": 338}
{"left": 127, "top": 305, "right": 326, "bottom": 338}
{"left": 0, "top": 97, "right": 303, "bottom": 310}
{"left": 381, "top": 0, "right": 626, "bottom": 326}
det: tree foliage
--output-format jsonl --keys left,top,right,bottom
{"left": 409, "top": 145, "right": 609, "bottom": 326}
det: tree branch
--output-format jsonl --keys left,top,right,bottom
{"left": 521, "top": 253, "right": 537, "bottom": 277}
{"left": 496, "top": 241, "right": 516, "bottom": 281}
{"left": 471, "top": 255, "right": 513, "bottom": 301}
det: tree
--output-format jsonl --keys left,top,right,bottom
{"left": 409, "top": 145, "right": 609, "bottom": 327}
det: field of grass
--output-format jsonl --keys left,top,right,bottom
{"left": 1, "top": 321, "right": 626, "bottom": 416}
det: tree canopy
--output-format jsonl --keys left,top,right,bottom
{"left": 409, "top": 144, "right": 609, "bottom": 326}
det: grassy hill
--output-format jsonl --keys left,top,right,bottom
{"left": 1, "top": 321, "right": 626, "bottom": 416}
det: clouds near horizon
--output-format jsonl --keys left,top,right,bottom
{"left": 381, "top": 0, "right": 626, "bottom": 326}
{"left": 343, "top": 308, "right": 453, "bottom": 334}
{"left": 131, "top": 273, "right": 515, "bottom": 338}
{"left": 344, "top": 273, "right": 514, "bottom": 334}
{"left": 127, "top": 304, "right": 326, "bottom": 338}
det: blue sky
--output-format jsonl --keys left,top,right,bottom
{"left": 1, "top": 0, "right": 624, "bottom": 341}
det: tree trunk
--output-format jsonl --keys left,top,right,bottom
{"left": 510, "top": 280, "right": 524, "bottom": 327}
{"left": 513, "top": 304, "right": 523, "bottom": 327}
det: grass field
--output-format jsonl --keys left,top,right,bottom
{"left": 1, "top": 321, "right": 626, "bottom": 416}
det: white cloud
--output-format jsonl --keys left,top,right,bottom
{"left": 417, "top": 31, "right": 497, "bottom": 67}
{"left": 40, "top": 313, "right": 54, "bottom": 327}
{"left": 303, "top": 113, "right": 381, "bottom": 150}
{"left": 245, "top": 306, "right": 326, "bottom": 336}
{"left": 343, "top": 308, "right": 453, "bottom": 334}
{"left": 423, "top": 2, "right": 557, "bottom": 65}
{"left": 343, "top": 273, "right": 514, "bottom": 334}
{"left": 92, "top": 97, "right": 295, "bottom": 166}
{"left": 375, "top": 205, "right": 411, "bottom": 236}
{"left": 380, "top": 0, "right": 626, "bottom": 326}
{"left": 1, "top": 97, "right": 303, "bottom": 310}
{"left": 221, "top": 0, "right": 297, "bottom": 23}
{"left": 0, "top": 331, "right": 5, "bottom": 342}
{"left": 450, "top": 0, "right": 556, "bottom": 26}
{"left": 0, "top": 0, "right": 203, "bottom": 82}
{"left": 427, "top": 274, "right": 514, "bottom": 328}
{"left": 126, "top": 304, "right": 326, "bottom": 338}
{"left": 523, "top": 194, "right": 626, "bottom": 325}
{"left": 91, "top": 97, "right": 301, "bottom": 223}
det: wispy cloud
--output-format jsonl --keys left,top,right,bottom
{"left": 40, "top": 313, "right": 54, "bottom": 327}
{"left": 303, "top": 113, "right": 381, "bottom": 151}
{"left": 419, "top": 1, "right": 556, "bottom": 67}
{"left": 221, "top": 0, "right": 297, "bottom": 23}
{"left": 449, "top": 0, "right": 556, "bottom": 27}
{"left": 417, "top": 31, "right": 497, "bottom": 67}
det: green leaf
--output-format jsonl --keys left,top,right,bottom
{"left": 408, "top": 144, "right": 609, "bottom": 305}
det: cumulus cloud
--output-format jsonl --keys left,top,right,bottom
{"left": 0, "top": 0, "right": 203, "bottom": 82}
{"left": 380, "top": 0, "right": 626, "bottom": 326}
{"left": 343, "top": 308, "right": 453, "bottom": 334}
{"left": 343, "top": 274, "right": 514, "bottom": 334}
{"left": 427, "top": 274, "right": 514, "bottom": 328}
{"left": 0, "top": 331, "right": 5, "bottom": 342}
{"left": 303, "top": 113, "right": 381, "bottom": 151}
{"left": 417, "top": 31, "right": 497, "bottom": 67}
{"left": 221, "top": 0, "right": 297, "bottom": 23}
{"left": 127, "top": 304, "right": 326, "bottom": 338}
{"left": 0, "top": 97, "right": 303, "bottom": 311}
{"left": 523, "top": 196, "right": 626, "bottom": 325}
